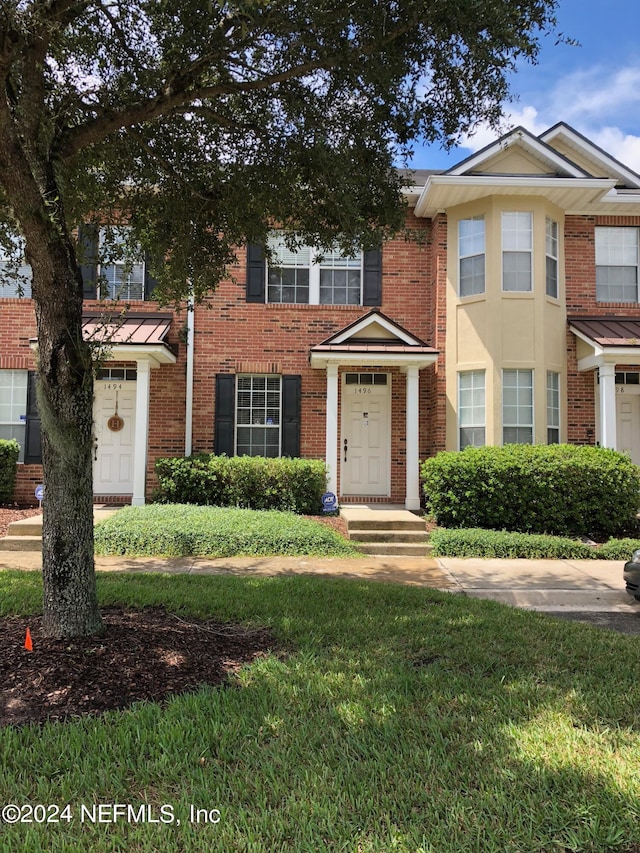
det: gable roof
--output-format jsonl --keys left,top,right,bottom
{"left": 540, "top": 122, "right": 640, "bottom": 190}
{"left": 310, "top": 310, "right": 438, "bottom": 369}
{"left": 412, "top": 123, "right": 640, "bottom": 218}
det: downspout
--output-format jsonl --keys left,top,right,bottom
{"left": 184, "top": 293, "right": 195, "bottom": 456}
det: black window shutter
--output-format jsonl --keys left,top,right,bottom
{"left": 281, "top": 375, "right": 301, "bottom": 458}
{"left": 78, "top": 224, "right": 98, "bottom": 299}
{"left": 246, "top": 243, "right": 266, "bottom": 303}
{"left": 24, "top": 371, "right": 42, "bottom": 465}
{"left": 144, "top": 251, "right": 159, "bottom": 301}
{"left": 363, "top": 248, "right": 382, "bottom": 306}
{"left": 214, "top": 374, "right": 236, "bottom": 456}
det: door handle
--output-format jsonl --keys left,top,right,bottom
{"left": 94, "top": 439, "right": 98, "bottom": 461}
{"left": 343, "top": 437, "right": 348, "bottom": 462}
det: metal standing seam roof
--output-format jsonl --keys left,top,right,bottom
{"left": 568, "top": 317, "right": 640, "bottom": 347}
{"left": 81, "top": 311, "right": 176, "bottom": 352}
{"left": 311, "top": 342, "right": 438, "bottom": 354}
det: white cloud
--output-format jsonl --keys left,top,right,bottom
{"left": 455, "top": 63, "right": 640, "bottom": 174}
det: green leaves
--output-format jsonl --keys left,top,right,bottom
{"left": 422, "top": 444, "right": 640, "bottom": 538}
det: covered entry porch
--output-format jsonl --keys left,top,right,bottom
{"left": 310, "top": 311, "right": 438, "bottom": 510}
{"left": 570, "top": 317, "right": 640, "bottom": 463}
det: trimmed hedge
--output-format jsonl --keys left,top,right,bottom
{"left": 430, "top": 527, "right": 640, "bottom": 560}
{"left": 0, "top": 439, "right": 20, "bottom": 504}
{"left": 422, "top": 444, "right": 640, "bottom": 538}
{"left": 154, "top": 454, "right": 328, "bottom": 514}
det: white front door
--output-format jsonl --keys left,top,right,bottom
{"left": 340, "top": 373, "right": 391, "bottom": 496}
{"left": 616, "top": 390, "right": 640, "bottom": 464}
{"left": 93, "top": 380, "right": 137, "bottom": 494}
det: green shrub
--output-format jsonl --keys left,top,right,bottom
{"left": 598, "top": 537, "right": 640, "bottom": 561}
{"left": 94, "top": 505, "right": 358, "bottom": 557}
{"left": 429, "top": 527, "right": 596, "bottom": 559}
{"left": 421, "top": 444, "right": 640, "bottom": 538}
{"left": 0, "top": 439, "right": 20, "bottom": 504}
{"left": 154, "top": 455, "right": 327, "bottom": 514}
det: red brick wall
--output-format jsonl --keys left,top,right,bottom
{"left": 564, "top": 215, "right": 640, "bottom": 444}
{"left": 0, "top": 297, "right": 185, "bottom": 503}
{"left": 191, "top": 213, "right": 436, "bottom": 502}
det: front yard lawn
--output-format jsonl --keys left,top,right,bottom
{"left": 94, "top": 504, "right": 359, "bottom": 557}
{"left": 1, "top": 570, "right": 640, "bottom": 852}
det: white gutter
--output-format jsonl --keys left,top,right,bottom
{"left": 184, "top": 293, "right": 195, "bottom": 456}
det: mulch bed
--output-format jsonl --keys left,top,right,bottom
{"left": 0, "top": 606, "right": 275, "bottom": 728}
{"left": 0, "top": 505, "right": 42, "bottom": 538}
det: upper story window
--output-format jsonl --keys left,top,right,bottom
{"left": 0, "top": 236, "right": 32, "bottom": 298}
{"left": 99, "top": 228, "right": 145, "bottom": 301}
{"left": 458, "top": 217, "right": 485, "bottom": 297}
{"left": 545, "top": 217, "right": 558, "bottom": 298}
{"left": 266, "top": 234, "right": 361, "bottom": 305}
{"left": 596, "top": 226, "right": 639, "bottom": 302}
{"left": 502, "top": 212, "right": 532, "bottom": 292}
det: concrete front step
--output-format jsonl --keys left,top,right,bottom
{"left": 0, "top": 535, "right": 44, "bottom": 552}
{"left": 356, "top": 542, "right": 434, "bottom": 556}
{"left": 6, "top": 518, "right": 43, "bottom": 537}
{"left": 348, "top": 529, "right": 429, "bottom": 544}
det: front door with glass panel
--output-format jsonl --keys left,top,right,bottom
{"left": 93, "top": 375, "right": 136, "bottom": 493}
{"left": 340, "top": 373, "right": 391, "bottom": 496}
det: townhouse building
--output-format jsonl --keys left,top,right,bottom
{"left": 3, "top": 122, "right": 640, "bottom": 509}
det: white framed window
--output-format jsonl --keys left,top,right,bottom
{"left": 458, "top": 217, "right": 485, "bottom": 297}
{"left": 596, "top": 226, "right": 639, "bottom": 302}
{"left": 502, "top": 368, "right": 533, "bottom": 444}
{"left": 502, "top": 212, "right": 532, "bottom": 292}
{"left": 267, "top": 234, "right": 362, "bottom": 305}
{"left": 236, "top": 375, "right": 281, "bottom": 457}
{"left": 0, "top": 369, "right": 27, "bottom": 462}
{"left": 545, "top": 217, "right": 558, "bottom": 298}
{"left": 99, "top": 228, "right": 145, "bottom": 301}
{"left": 458, "top": 371, "right": 485, "bottom": 448}
{"left": 547, "top": 371, "right": 560, "bottom": 444}
{"left": 0, "top": 236, "right": 32, "bottom": 298}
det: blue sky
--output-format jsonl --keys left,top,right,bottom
{"left": 408, "top": 0, "right": 640, "bottom": 173}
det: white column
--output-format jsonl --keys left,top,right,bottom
{"left": 132, "top": 359, "right": 151, "bottom": 506}
{"left": 599, "top": 363, "right": 617, "bottom": 450}
{"left": 325, "top": 364, "right": 339, "bottom": 498}
{"left": 405, "top": 365, "right": 420, "bottom": 510}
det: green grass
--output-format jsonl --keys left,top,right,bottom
{"left": 2, "top": 570, "right": 640, "bottom": 852}
{"left": 94, "top": 504, "right": 360, "bottom": 557}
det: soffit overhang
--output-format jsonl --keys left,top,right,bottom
{"left": 413, "top": 175, "right": 618, "bottom": 218}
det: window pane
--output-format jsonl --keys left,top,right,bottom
{"left": 236, "top": 375, "right": 281, "bottom": 457}
{"left": 502, "top": 369, "right": 533, "bottom": 444}
{"left": 546, "top": 256, "right": 558, "bottom": 298}
{"left": 458, "top": 370, "right": 485, "bottom": 448}
{"left": 460, "top": 254, "right": 485, "bottom": 297}
{"left": 0, "top": 235, "right": 32, "bottom": 298}
{"left": 0, "top": 369, "right": 28, "bottom": 461}
{"left": 503, "top": 251, "right": 532, "bottom": 291}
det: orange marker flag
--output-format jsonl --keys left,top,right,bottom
{"left": 24, "top": 627, "right": 33, "bottom": 652}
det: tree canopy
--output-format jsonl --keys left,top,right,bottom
{"left": 1, "top": 0, "right": 560, "bottom": 301}
{"left": 0, "top": 0, "right": 561, "bottom": 637}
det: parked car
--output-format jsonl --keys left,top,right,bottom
{"left": 624, "top": 550, "right": 640, "bottom": 601}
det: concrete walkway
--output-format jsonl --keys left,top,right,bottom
{"left": 0, "top": 541, "right": 636, "bottom": 613}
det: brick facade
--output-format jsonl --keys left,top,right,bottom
{"left": 3, "top": 123, "right": 640, "bottom": 506}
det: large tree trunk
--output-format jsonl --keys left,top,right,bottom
{"left": 32, "top": 236, "right": 103, "bottom": 639}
